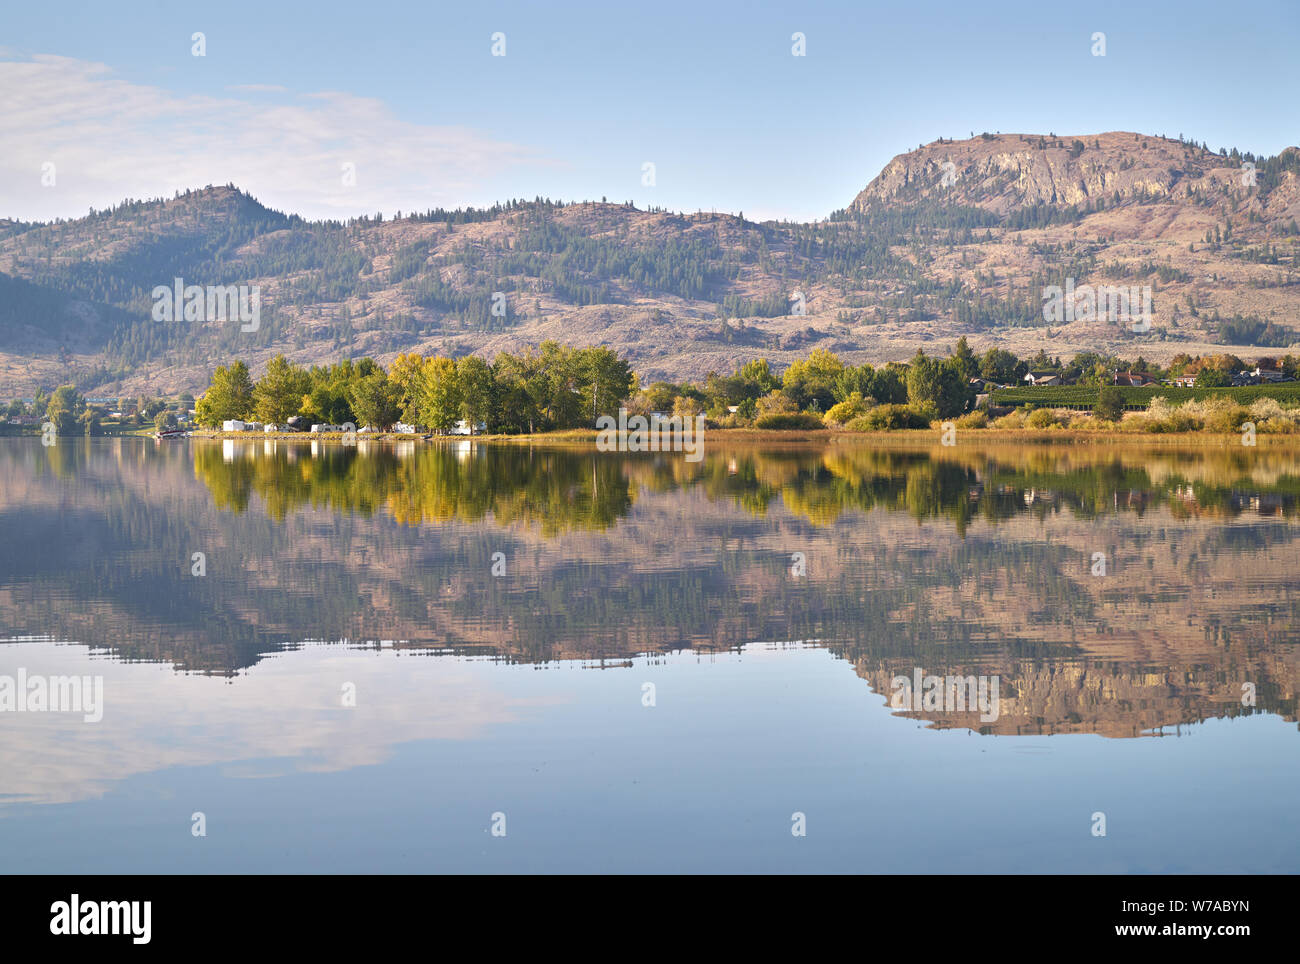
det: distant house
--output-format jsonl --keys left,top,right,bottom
{"left": 1170, "top": 374, "right": 1197, "bottom": 387}
{"left": 1253, "top": 367, "right": 1293, "bottom": 383}
{"left": 1113, "top": 371, "right": 1155, "bottom": 387}
{"left": 451, "top": 420, "right": 487, "bottom": 435}
{"left": 393, "top": 423, "right": 418, "bottom": 434}
{"left": 1024, "top": 371, "right": 1061, "bottom": 386}
{"left": 221, "top": 420, "right": 245, "bottom": 432}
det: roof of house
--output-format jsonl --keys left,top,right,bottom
{"left": 1114, "top": 372, "right": 1154, "bottom": 385}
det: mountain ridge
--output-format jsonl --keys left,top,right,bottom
{"left": 2, "top": 130, "right": 1298, "bottom": 397}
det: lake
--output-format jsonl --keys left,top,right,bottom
{"left": 1, "top": 436, "right": 1297, "bottom": 873}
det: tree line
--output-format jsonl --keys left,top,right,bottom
{"left": 191, "top": 338, "right": 1006, "bottom": 433}
{"left": 193, "top": 342, "right": 635, "bottom": 434}
{"left": 24, "top": 337, "right": 1297, "bottom": 439}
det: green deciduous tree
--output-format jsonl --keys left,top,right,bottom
{"left": 979, "top": 348, "right": 1028, "bottom": 384}
{"left": 491, "top": 351, "right": 546, "bottom": 434}
{"left": 419, "top": 356, "right": 462, "bottom": 433}
{"left": 907, "top": 351, "right": 972, "bottom": 418}
{"left": 253, "top": 355, "right": 311, "bottom": 424}
{"left": 1095, "top": 386, "right": 1126, "bottom": 421}
{"left": 738, "top": 358, "right": 780, "bottom": 395}
{"left": 575, "top": 346, "right": 635, "bottom": 422}
{"left": 45, "top": 385, "right": 84, "bottom": 434}
{"left": 195, "top": 362, "right": 253, "bottom": 426}
{"left": 456, "top": 355, "right": 495, "bottom": 432}
{"left": 782, "top": 348, "right": 845, "bottom": 411}
{"left": 349, "top": 372, "right": 402, "bottom": 431}
{"left": 1194, "top": 367, "right": 1229, "bottom": 388}
{"left": 387, "top": 352, "right": 426, "bottom": 424}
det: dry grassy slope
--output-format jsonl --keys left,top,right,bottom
{"left": 1, "top": 131, "right": 1298, "bottom": 397}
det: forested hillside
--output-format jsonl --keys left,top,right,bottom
{"left": 1, "top": 131, "right": 1298, "bottom": 397}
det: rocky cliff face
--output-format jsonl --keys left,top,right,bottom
{"left": 851, "top": 131, "right": 1300, "bottom": 220}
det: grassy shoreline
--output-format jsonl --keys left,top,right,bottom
{"left": 9, "top": 422, "right": 1296, "bottom": 447}
{"left": 153, "top": 426, "right": 1300, "bottom": 447}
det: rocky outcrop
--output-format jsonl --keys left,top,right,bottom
{"left": 849, "top": 131, "right": 1259, "bottom": 215}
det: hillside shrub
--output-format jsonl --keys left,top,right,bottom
{"left": 847, "top": 404, "right": 934, "bottom": 431}
{"left": 753, "top": 412, "right": 826, "bottom": 430}
{"left": 954, "top": 410, "right": 988, "bottom": 429}
{"left": 823, "top": 392, "right": 873, "bottom": 426}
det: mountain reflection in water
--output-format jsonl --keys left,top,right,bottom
{"left": 1, "top": 436, "right": 1298, "bottom": 744}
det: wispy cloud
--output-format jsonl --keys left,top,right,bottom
{"left": 0, "top": 640, "right": 564, "bottom": 807}
{"left": 0, "top": 54, "right": 545, "bottom": 221}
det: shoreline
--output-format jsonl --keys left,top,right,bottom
{"left": 100, "top": 427, "right": 1300, "bottom": 447}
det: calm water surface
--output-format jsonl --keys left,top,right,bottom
{"left": 1, "top": 436, "right": 1297, "bottom": 872}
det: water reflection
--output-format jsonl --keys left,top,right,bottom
{"left": 1, "top": 436, "right": 1298, "bottom": 745}
{"left": 192, "top": 438, "right": 1300, "bottom": 531}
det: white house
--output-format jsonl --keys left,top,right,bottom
{"left": 222, "top": 420, "right": 245, "bottom": 432}
{"left": 1024, "top": 372, "right": 1061, "bottom": 386}
{"left": 451, "top": 420, "right": 487, "bottom": 435}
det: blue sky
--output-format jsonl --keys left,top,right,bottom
{"left": 2, "top": 0, "right": 1297, "bottom": 222}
